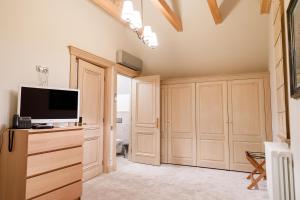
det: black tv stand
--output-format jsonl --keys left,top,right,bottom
{"left": 32, "top": 124, "right": 54, "bottom": 129}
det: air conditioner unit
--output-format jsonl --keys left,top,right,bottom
{"left": 265, "top": 142, "right": 295, "bottom": 200}
{"left": 116, "top": 50, "right": 143, "bottom": 72}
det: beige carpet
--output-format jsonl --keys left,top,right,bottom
{"left": 82, "top": 158, "right": 268, "bottom": 200}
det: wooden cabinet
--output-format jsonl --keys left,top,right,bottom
{"left": 167, "top": 83, "right": 196, "bottom": 166}
{"left": 0, "top": 127, "right": 83, "bottom": 200}
{"left": 196, "top": 81, "right": 229, "bottom": 169}
{"left": 161, "top": 73, "right": 271, "bottom": 172}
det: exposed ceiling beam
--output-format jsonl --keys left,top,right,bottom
{"left": 260, "top": 0, "right": 271, "bottom": 14}
{"left": 207, "top": 0, "right": 222, "bottom": 24}
{"left": 150, "top": 0, "right": 183, "bottom": 32}
{"left": 91, "top": 0, "right": 126, "bottom": 25}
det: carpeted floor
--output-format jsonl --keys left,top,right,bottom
{"left": 82, "top": 157, "right": 268, "bottom": 200}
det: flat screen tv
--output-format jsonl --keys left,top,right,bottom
{"left": 17, "top": 86, "right": 80, "bottom": 124}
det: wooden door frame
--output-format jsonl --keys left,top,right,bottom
{"left": 115, "top": 64, "right": 140, "bottom": 163}
{"left": 69, "top": 46, "right": 140, "bottom": 172}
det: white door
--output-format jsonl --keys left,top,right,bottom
{"left": 78, "top": 59, "right": 104, "bottom": 181}
{"left": 131, "top": 75, "right": 160, "bottom": 165}
{"left": 167, "top": 83, "right": 196, "bottom": 166}
{"left": 196, "top": 81, "right": 229, "bottom": 169}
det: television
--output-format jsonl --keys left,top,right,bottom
{"left": 17, "top": 86, "right": 80, "bottom": 124}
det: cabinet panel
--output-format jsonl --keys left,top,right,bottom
{"left": 274, "top": 6, "right": 282, "bottom": 44}
{"left": 168, "top": 84, "right": 196, "bottom": 166}
{"left": 276, "top": 60, "right": 285, "bottom": 88}
{"left": 275, "top": 34, "right": 283, "bottom": 65}
{"left": 232, "top": 142, "right": 263, "bottom": 165}
{"left": 277, "top": 85, "right": 286, "bottom": 113}
{"left": 32, "top": 181, "right": 82, "bottom": 200}
{"left": 198, "top": 140, "right": 225, "bottom": 161}
{"left": 161, "top": 85, "right": 168, "bottom": 163}
{"left": 228, "top": 79, "right": 266, "bottom": 171}
{"left": 28, "top": 130, "right": 83, "bottom": 155}
{"left": 196, "top": 82, "right": 229, "bottom": 169}
{"left": 27, "top": 147, "right": 82, "bottom": 177}
{"left": 26, "top": 164, "right": 82, "bottom": 199}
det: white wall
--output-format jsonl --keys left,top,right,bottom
{"left": 0, "top": 0, "right": 138, "bottom": 129}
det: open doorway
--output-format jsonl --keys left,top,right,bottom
{"left": 116, "top": 74, "right": 132, "bottom": 169}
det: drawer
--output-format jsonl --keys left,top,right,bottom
{"left": 32, "top": 181, "right": 82, "bottom": 200}
{"left": 26, "top": 164, "right": 82, "bottom": 199}
{"left": 27, "top": 147, "right": 83, "bottom": 177}
{"left": 28, "top": 130, "right": 84, "bottom": 154}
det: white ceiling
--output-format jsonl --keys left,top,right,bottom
{"left": 124, "top": 0, "right": 270, "bottom": 78}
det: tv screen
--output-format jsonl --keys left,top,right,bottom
{"left": 18, "top": 86, "right": 80, "bottom": 123}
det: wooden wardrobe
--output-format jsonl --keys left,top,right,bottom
{"left": 161, "top": 73, "right": 272, "bottom": 172}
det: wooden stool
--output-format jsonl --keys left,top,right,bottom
{"left": 245, "top": 151, "right": 266, "bottom": 190}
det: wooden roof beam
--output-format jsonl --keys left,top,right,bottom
{"left": 260, "top": 0, "right": 272, "bottom": 14}
{"left": 207, "top": 0, "right": 222, "bottom": 24}
{"left": 150, "top": 0, "right": 183, "bottom": 32}
{"left": 91, "top": 0, "right": 126, "bottom": 25}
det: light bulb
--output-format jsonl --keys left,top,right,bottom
{"left": 121, "top": 0, "right": 134, "bottom": 22}
{"left": 148, "top": 32, "right": 158, "bottom": 48}
{"left": 129, "top": 10, "right": 142, "bottom": 30}
{"left": 143, "top": 26, "right": 153, "bottom": 44}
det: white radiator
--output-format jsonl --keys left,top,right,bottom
{"left": 265, "top": 142, "right": 295, "bottom": 200}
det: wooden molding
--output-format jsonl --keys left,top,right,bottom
{"left": 91, "top": 0, "right": 126, "bottom": 26}
{"left": 69, "top": 46, "right": 114, "bottom": 68}
{"left": 207, "top": 0, "right": 222, "bottom": 24}
{"left": 161, "top": 72, "right": 270, "bottom": 85}
{"left": 150, "top": 0, "right": 183, "bottom": 32}
{"left": 260, "top": 0, "right": 271, "bottom": 14}
{"left": 115, "top": 64, "right": 140, "bottom": 77}
{"left": 69, "top": 46, "right": 116, "bottom": 175}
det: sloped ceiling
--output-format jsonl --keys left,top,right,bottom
{"left": 123, "top": 0, "right": 270, "bottom": 78}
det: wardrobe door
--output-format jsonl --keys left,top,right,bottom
{"left": 161, "top": 85, "right": 168, "bottom": 163}
{"left": 168, "top": 83, "right": 196, "bottom": 166}
{"left": 228, "top": 79, "right": 266, "bottom": 172}
{"left": 196, "top": 81, "right": 229, "bottom": 170}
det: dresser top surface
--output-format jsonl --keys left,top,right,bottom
{"left": 10, "top": 126, "right": 83, "bottom": 134}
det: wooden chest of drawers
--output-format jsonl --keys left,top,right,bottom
{"left": 0, "top": 127, "right": 84, "bottom": 200}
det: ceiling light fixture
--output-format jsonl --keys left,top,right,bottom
{"left": 121, "top": 0, "right": 158, "bottom": 48}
